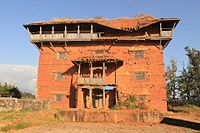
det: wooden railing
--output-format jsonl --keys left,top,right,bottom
{"left": 77, "top": 77, "right": 103, "bottom": 85}
{"left": 29, "top": 33, "right": 102, "bottom": 41}
{"left": 160, "top": 31, "right": 172, "bottom": 37}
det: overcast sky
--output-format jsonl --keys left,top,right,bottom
{"left": 0, "top": 0, "right": 200, "bottom": 94}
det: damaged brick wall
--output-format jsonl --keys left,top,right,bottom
{"left": 0, "top": 98, "right": 51, "bottom": 111}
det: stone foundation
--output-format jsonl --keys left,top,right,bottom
{"left": 59, "top": 109, "right": 163, "bottom": 124}
{"left": 0, "top": 98, "right": 51, "bottom": 111}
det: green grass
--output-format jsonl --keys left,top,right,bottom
{"left": 15, "top": 122, "right": 31, "bottom": 130}
{"left": 0, "top": 108, "right": 63, "bottom": 132}
{"left": 1, "top": 125, "right": 13, "bottom": 132}
{"left": 168, "top": 104, "right": 200, "bottom": 113}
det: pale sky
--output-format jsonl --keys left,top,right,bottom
{"left": 0, "top": 0, "right": 200, "bottom": 94}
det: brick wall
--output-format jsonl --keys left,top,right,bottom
{"left": 0, "top": 98, "right": 51, "bottom": 111}
{"left": 36, "top": 41, "right": 167, "bottom": 111}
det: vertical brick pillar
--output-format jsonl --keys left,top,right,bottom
{"left": 77, "top": 87, "right": 83, "bottom": 109}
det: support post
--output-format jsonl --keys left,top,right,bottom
{"left": 160, "top": 22, "right": 162, "bottom": 36}
{"left": 52, "top": 26, "right": 54, "bottom": 34}
{"left": 90, "top": 62, "right": 93, "bottom": 79}
{"left": 39, "top": 26, "right": 42, "bottom": 38}
{"left": 27, "top": 27, "right": 31, "bottom": 36}
{"left": 77, "top": 25, "right": 80, "bottom": 39}
{"left": 89, "top": 88, "right": 93, "bottom": 108}
{"left": 77, "top": 87, "right": 83, "bottom": 108}
{"left": 91, "top": 24, "right": 93, "bottom": 39}
{"left": 103, "top": 62, "right": 105, "bottom": 84}
{"left": 91, "top": 24, "right": 93, "bottom": 33}
{"left": 78, "top": 63, "right": 81, "bottom": 78}
{"left": 115, "top": 62, "right": 117, "bottom": 84}
{"left": 64, "top": 25, "right": 67, "bottom": 37}
{"left": 103, "top": 88, "right": 106, "bottom": 109}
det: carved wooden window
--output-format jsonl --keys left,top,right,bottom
{"left": 54, "top": 94, "right": 63, "bottom": 102}
{"left": 133, "top": 50, "right": 144, "bottom": 59}
{"left": 55, "top": 72, "right": 64, "bottom": 81}
{"left": 135, "top": 72, "right": 145, "bottom": 80}
{"left": 93, "top": 50, "right": 107, "bottom": 55}
{"left": 57, "top": 52, "right": 67, "bottom": 60}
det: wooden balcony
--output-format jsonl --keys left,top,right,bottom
{"left": 29, "top": 33, "right": 102, "bottom": 42}
{"left": 77, "top": 77, "right": 103, "bottom": 85}
{"left": 160, "top": 31, "right": 172, "bottom": 38}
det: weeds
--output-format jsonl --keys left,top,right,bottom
{"left": 1, "top": 125, "right": 13, "bottom": 132}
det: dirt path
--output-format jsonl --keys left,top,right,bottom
{"left": 10, "top": 122, "right": 198, "bottom": 133}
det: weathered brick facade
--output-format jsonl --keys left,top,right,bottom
{"left": 24, "top": 16, "right": 179, "bottom": 111}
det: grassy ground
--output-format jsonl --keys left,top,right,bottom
{"left": 0, "top": 108, "right": 63, "bottom": 132}
{"left": 168, "top": 104, "right": 200, "bottom": 113}
{"left": 0, "top": 105, "right": 200, "bottom": 132}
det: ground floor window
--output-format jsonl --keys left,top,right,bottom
{"left": 54, "top": 94, "right": 63, "bottom": 102}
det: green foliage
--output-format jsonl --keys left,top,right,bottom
{"left": 1, "top": 125, "right": 13, "bottom": 132}
{"left": 15, "top": 122, "right": 31, "bottom": 130}
{"left": 111, "top": 95, "right": 137, "bottom": 110}
{"left": 166, "top": 47, "right": 200, "bottom": 106}
{"left": 166, "top": 59, "right": 178, "bottom": 102}
{"left": 0, "top": 82, "right": 21, "bottom": 98}
{"left": 168, "top": 104, "right": 200, "bottom": 113}
{"left": 21, "top": 91, "right": 35, "bottom": 99}
{"left": 125, "top": 96, "right": 136, "bottom": 109}
{"left": 0, "top": 82, "right": 35, "bottom": 99}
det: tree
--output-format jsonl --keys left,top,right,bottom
{"left": 166, "top": 59, "right": 178, "bottom": 102}
{"left": 0, "top": 82, "right": 22, "bottom": 98}
{"left": 183, "top": 47, "right": 200, "bottom": 101}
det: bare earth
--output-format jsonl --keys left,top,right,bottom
{"left": 10, "top": 122, "right": 199, "bottom": 133}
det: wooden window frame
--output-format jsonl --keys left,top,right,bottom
{"left": 56, "top": 51, "right": 67, "bottom": 60}
{"left": 55, "top": 72, "right": 64, "bottom": 81}
{"left": 54, "top": 94, "right": 63, "bottom": 102}
{"left": 93, "top": 49, "right": 107, "bottom": 55}
{"left": 135, "top": 72, "right": 145, "bottom": 80}
{"left": 130, "top": 50, "right": 144, "bottom": 59}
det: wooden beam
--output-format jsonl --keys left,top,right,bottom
{"left": 89, "top": 88, "right": 93, "bottom": 108}
{"left": 115, "top": 62, "right": 117, "bottom": 84}
{"left": 64, "top": 25, "right": 67, "bottom": 37}
{"left": 39, "top": 26, "right": 42, "bottom": 35}
{"left": 103, "top": 88, "right": 106, "bottom": 108}
{"left": 90, "top": 62, "right": 93, "bottom": 79}
{"left": 77, "top": 25, "right": 80, "bottom": 34}
{"left": 52, "top": 26, "right": 54, "bottom": 34}
{"left": 49, "top": 42, "right": 55, "bottom": 51}
{"left": 103, "top": 63, "right": 105, "bottom": 83}
{"left": 27, "top": 27, "right": 31, "bottom": 36}
{"left": 78, "top": 63, "right": 81, "bottom": 78}
{"left": 91, "top": 24, "right": 93, "bottom": 34}
{"left": 160, "top": 22, "right": 162, "bottom": 37}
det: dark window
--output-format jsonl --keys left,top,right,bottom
{"left": 55, "top": 72, "right": 64, "bottom": 80}
{"left": 133, "top": 50, "right": 144, "bottom": 59}
{"left": 57, "top": 52, "right": 67, "bottom": 60}
{"left": 94, "top": 50, "right": 106, "bottom": 55}
{"left": 135, "top": 72, "right": 145, "bottom": 80}
{"left": 54, "top": 94, "right": 62, "bottom": 102}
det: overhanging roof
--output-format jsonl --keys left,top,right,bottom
{"left": 24, "top": 16, "right": 180, "bottom": 32}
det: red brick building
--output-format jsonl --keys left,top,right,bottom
{"left": 24, "top": 16, "right": 179, "bottom": 111}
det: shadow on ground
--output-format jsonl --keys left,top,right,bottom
{"left": 161, "top": 117, "right": 200, "bottom": 131}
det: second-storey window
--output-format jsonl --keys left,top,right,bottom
{"left": 57, "top": 52, "right": 67, "bottom": 60}
{"left": 93, "top": 50, "right": 107, "bottom": 55}
{"left": 133, "top": 50, "right": 144, "bottom": 59}
{"left": 55, "top": 72, "right": 64, "bottom": 81}
{"left": 135, "top": 72, "right": 145, "bottom": 80}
